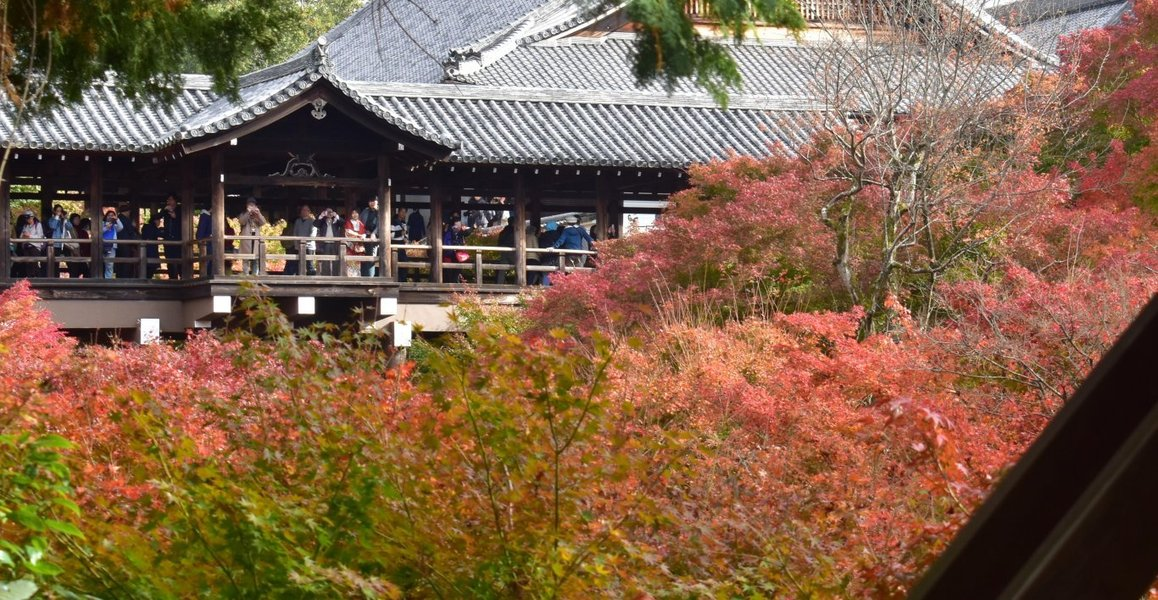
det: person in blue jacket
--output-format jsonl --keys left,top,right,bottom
{"left": 552, "top": 216, "right": 594, "bottom": 267}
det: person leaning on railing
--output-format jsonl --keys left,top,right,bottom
{"left": 158, "top": 193, "right": 183, "bottom": 279}
{"left": 359, "top": 196, "right": 380, "bottom": 277}
{"left": 15, "top": 212, "right": 45, "bottom": 277}
{"left": 552, "top": 216, "right": 595, "bottom": 267}
{"left": 285, "top": 204, "right": 317, "bottom": 276}
{"left": 344, "top": 209, "right": 368, "bottom": 278}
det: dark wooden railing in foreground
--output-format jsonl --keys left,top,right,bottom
{"left": 909, "top": 294, "right": 1158, "bottom": 600}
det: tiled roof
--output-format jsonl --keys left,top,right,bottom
{"left": 0, "top": 45, "right": 460, "bottom": 154}
{"left": 319, "top": 0, "right": 557, "bottom": 83}
{"left": 0, "top": 81, "right": 215, "bottom": 152}
{"left": 360, "top": 85, "right": 822, "bottom": 168}
{"left": 1009, "top": 1, "right": 1130, "bottom": 54}
{"left": 459, "top": 36, "right": 823, "bottom": 97}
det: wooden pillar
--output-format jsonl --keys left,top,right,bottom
{"left": 429, "top": 176, "right": 444, "bottom": 284}
{"left": 211, "top": 151, "right": 226, "bottom": 276}
{"left": 595, "top": 174, "right": 611, "bottom": 241}
{"left": 88, "top": 162, "right": 104, "bottom": 278}
{"left": 180, "top": 162, "right": 194, "bottom": 279}
{"left": 0, "top": 180, "right": 10, "bottom": 279}
{"left": 514, "top": 173, "right": 527, "bottom": 286}
{"left": 378, "top": 155, "right": 391, "bottom": 279}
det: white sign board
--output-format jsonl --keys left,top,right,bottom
{"left": 392, "top": 321, "right": 412, "bottom": 347}
{"left": 138, "top": 318, "right": 161, "bottom": 345}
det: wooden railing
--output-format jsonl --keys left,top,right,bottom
{"left": 7, "top": 236, "right": 597, "bottom": 286}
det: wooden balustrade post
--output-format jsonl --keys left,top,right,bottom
{"left": 0, "top": 181, "right": 9, "bottom": 279}
{"left": 430, "top": 178, "right": 444, "bottom": 284}
{"left": 89, "top": 161, "right": 105, "bottom": 278}
{"left": 474, "top": 251, "right": 483, "bottom": 285}
{"left": 378, "top": 155, "right": 392, "bottom": 279}
{"left": 211, "top": 151, "right": 226, "bottom": 277}
{"left": 514, "top": 173, "right": 527, "bottom": 286}
{"left": 139, "top": 243, "right": 149, "bottom": 278}
{"left": 595, "top": 174, "right": 611, "bottom": 241}
{"left": 45, "top": 244, "right": 56, "bottom": 278}
{"left": 338, "top": 241, "right": 347, "bottom": 277}
{"left": 181, "top": 162, "right": 194, "bottom": 280}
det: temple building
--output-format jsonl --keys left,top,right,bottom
{"left": 0, "top": 0, "right": 1127, "bottom": 336}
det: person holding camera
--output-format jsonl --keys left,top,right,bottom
{"left": 101, "top": 209, "right": 123, "bottom": 278}
{"left": 47, "top": 205, "right": 75, "bottom": 271}
{"left": 313, "top": 207, "right": 344, "bottom": 276}
{"left": 237, "top": 198, "right": 267, "bottom": 276}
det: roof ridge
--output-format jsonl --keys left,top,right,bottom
{"left": 445, "top": 0, "right": 602, "bottom": 78}
{"left": 238, "top": 50, "right": 316, "bottom": 88}
{"left": 518, "top": 0, "right": 624, "bottom": 45}
{"left": 447, "top": 0, "right": 568, "bottom": 57}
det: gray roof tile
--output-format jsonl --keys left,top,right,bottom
{"left": 0, "top": 83, "right": 215, "bottom": 152}
{"left": 1014, "top": 1, "right": 1130, "bottom": 54}
{"left": 321, "top": 0, "right": 557, "bottom": 83}
{"left": 367, "top": 92, "right": 820, "bottom": 168}
{"left": 459, "top": 37, "right": 823, "bottom": 97}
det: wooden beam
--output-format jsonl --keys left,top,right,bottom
{"left": 225, "top": 174, "right": 379, "bottom": 189}
{"left": 429, "top": 177, "right": 444, "bottom": 284}
{"left": 88, "top": 162, "right": 104, "bottom": 278}
{"left": 595, "top": 174, "right": 611, "bottom": 241}
{"left": 211, "top": 151, "right": 225, "bottom": 276}
{"left": 0, "top": 180, "right": 10, "bottom": 279}
{"left": 514, "top": 173, "right": 527, "bottom": 286}
{"left": 180, "top": 163, "right": 194, "bottom": 279}
{"left": 177, "top": 84, "right": 453, "bottom": 161}
{"left": 378, "top": 155, "right": 391, "bottom": 280}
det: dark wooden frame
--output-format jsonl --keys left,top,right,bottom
{"left": 909, "top": 294, "right": 1158, "bottom": 600}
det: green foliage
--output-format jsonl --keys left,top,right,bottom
{"left": 625, "top": 0, "right": 805, "bottom": 105}
{"left": 0, "top": 431, "right": 81, "bottom": 595}
{"left": 1, "top": 0, "right": 297, "bottom": 110}
{"left": 212, "top": 0, "right": 365, "bottom": 74}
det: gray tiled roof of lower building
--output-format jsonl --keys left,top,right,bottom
{"left": 320, "top": 0, "right": 555, "bottom": 83}
{"left": 366, "top": 92, "right": 822, "bottom": 168}
{"left": 459, "top": 37, "right": 823, "bottom": 97}
{"left": 0, "top": 83, "right": 214, "bottom": 153}
{"left": 1014, "top": 1, "right": 1130, "bottom": 54}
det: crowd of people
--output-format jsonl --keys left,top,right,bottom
{"left": 9, "top": 194, "right": 184, "bottom": 279}
{"left": 10, "top": 194, "right": 603, "bottom": 283}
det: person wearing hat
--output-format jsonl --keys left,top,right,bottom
{"left": 237, "top": 198, "right": 267, "bottom": 276}
{"left": 552, "top": 216, "right": 595, "bottom": 268}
